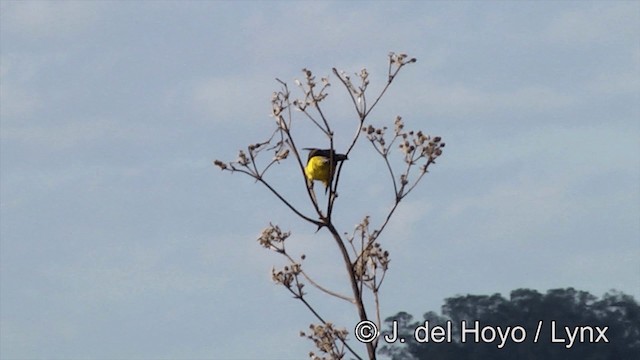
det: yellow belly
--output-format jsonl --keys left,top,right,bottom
{"left": 305, "top": 156, "right": 330, "bottom": 188}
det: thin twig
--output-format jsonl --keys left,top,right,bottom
{"left": 282, "top": 252, "right": 355, "bottom": 303}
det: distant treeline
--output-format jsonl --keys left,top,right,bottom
{"left": 380, "top": 288, "right": 639, "bottom": 360}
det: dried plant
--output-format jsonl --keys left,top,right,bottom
{"left": 214, "top": 52, "right": 444, "bottom": 359}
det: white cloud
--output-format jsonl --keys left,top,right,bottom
{"left": 38, "top": 237, "right": 234, "bottom": 305}
{"left": 192, "top": 75, "right": 274, "bottom": 124}
{"left": 0, "top": 80, "right": 40, "bottom": 119}
{"left": 439, "top": 122, "right": 640, "bottom": 246}
{"left": 0, "top": 53, "right": 47, "bottom": 119}
{"left": 563, "top": 247, "right": 640, "bottom": 293}
{"left": 238, "top": 2, "right": 436, "bottom": 74}
{"left": 442, "top": 175, "right": 573, "bottom": 242}
{"left": 1, "top": 0, "right": 102, "bottom": 39}
{"left": 416, "top": 83, "right": 575, "bottom": 119}
{"left": 445, "top": 123, "right": 639, "bottom": 174}
{"left": 0, "top": 116, "right": 168, "bottom": 152}
{"left": 586, "top": 70, "right": 640, "bottom": 97}
{"left": 544, "top": 2, "right": 639, "bottom": 45}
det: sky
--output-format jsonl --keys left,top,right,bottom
{"left": 1, "top": 1, "right": 639, "bottom": 359}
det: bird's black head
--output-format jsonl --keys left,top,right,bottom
{"left": 304, "top": 148, "right": 348, "bottom": 162}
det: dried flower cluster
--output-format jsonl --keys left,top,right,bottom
{"left": 334, "top": 67, "right": 370, "bottom": 115}
{"left": 293, "top": 68, "right": 331, "bottom": 112}
{"left": 272, "top": 263, "right": 305, "bottom": 298}
{"left": 347, "top": 216, "right": 390, "bottom": 285}
{"left": 354, "top": 242, "right": 390, "bottom": 283}
{"left": 388, "top": 52, "right": 417, "bottom": 66}
{"left": 212, "top": 137, "right": 286, "bottom": 181}
{"left": 301, "top": 323, "right": 349, "bottom": 360}
{"left": 364, "top": 116, "right": 445, "bottom": 166}
{"left": 257, "top": 223, "right": 290, "bottom": 253}
{"left": 363, "top": 116, "right": 445, "bottom": 199}
{"left": 270, "top": 85, "right": 288, "bottom": 121}
{"left": 212, "top": 159, "right": 227, "bottom": 170}
{"left": 387, "top": 52, "right": 417, "bottom": 82}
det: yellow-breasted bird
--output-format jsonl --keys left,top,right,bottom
{"left": 304, "top": 148, "right": 348, "bottom": 194}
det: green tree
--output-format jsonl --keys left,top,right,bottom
{"left": 381, "top": 288, "right": 639, "bottom": 360}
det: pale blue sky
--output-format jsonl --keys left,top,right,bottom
{"left": 1, "top": 1, "right": 639, "bottom": 359}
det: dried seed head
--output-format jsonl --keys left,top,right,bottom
{"left": 237, "top": 150, "right": 249, "bottom": 166}
{"left": 257, "top": 223, "right": 290, "bottom": 249}
{"left": 275, "top": 149, "right": 289, "bottom": 161}
{"left": 213, "top": 160, "right": 227, "bottom": 170}
{"left": 360, "top": 68, "right": 369, "bottom": 80}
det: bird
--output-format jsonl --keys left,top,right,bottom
{"left": 304, "top": 148, "right": 348, "bottom": 194}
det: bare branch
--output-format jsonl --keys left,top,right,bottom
{"left": 215, "top": 52, "right": 443, "bottom": 360}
